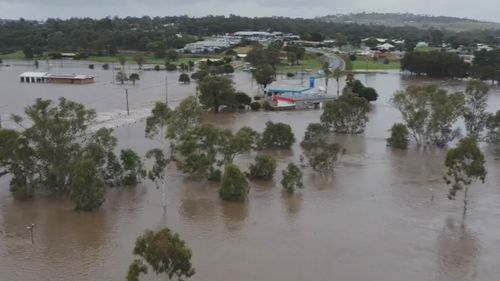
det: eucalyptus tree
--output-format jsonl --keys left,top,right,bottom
{"left": 392, "top": 85, "right": 465, "bottom": 147}
{"left": 281, "top": 163, "right": 304, "bottom": 194}
{"left": 0, "top": 98, "right": 143, "bottom": 210}
{"left": 463, "top": 80, "right": 489, "bottom": 139}
{"left": 219, "top": 164, "right": 250, "bottom": 201}
{"left": 127, "top": 228, "right": 195, "bottom": 281}
{"left": 444, "top": 137, "right": 486, "bottom": 214}
{"left": 320, "top": 93, "right": 370, "bottom": 134}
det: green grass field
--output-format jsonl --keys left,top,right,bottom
{"left": 351, "top": 59, "right": 401, "bottom": 70}
{"left": 0, "top": 50, "right": 223, "bottom": 66}
{"left": 414, "top": 47, "right": 442, "bottom": 53}
{"left": 0, "top": 50, "right": 25, "bottom": 60}
{"left": 278, "top": 54, "right": 326, "bottom": 72}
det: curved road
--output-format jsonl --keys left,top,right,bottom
{"left": 307, "top": 47, "right": 346, "bottom": 71}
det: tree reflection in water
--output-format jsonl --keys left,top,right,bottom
{"left": 436, "top": 217, "right": 480, "bottom": 281}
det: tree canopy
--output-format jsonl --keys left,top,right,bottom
{"left": 0, "top": 98, "right": 144, "bottom": 210}
{"left": 127, "top": 228, "right": 195, "bottom": 281}
{"left": 321, "top": 93, "right": 371, "bottom": 134}
{"left": 392, "top": 85, "right": 465, "bottom": 147}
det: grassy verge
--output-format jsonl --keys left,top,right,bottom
{"left": 87, "top": 54, "right": 222, "bottom": 65}
{"left": 277, "top": 53, "right": 326, "bottom": 72}
{"left": 0, "top": 50, "right": 25, "bottom": 60}
{"left": 351, "top": 59, "right": 401, "bottom": 70}
{"left": 414, "top": 47, "right": 442, "bottom": 53}
{"left": 0, "top": 50, "right": 224, "bottom": 66}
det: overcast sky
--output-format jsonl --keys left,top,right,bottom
{"left": 0, "top": 0, "right": 498, "bottom": 22}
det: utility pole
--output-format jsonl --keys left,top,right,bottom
{"left": 165, "top": 76, "right": 168, "bottom": 106}
{"left": 125, "top": 88, "right": 130, "bottom": 116}
{"left": 26, "top": 224, "right": 35, "bottom": 244}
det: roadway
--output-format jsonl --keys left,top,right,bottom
{"left": 307, "top": 48, "right": 346, "bottom": 71}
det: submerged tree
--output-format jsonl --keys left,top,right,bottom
{"left": 71, "top": 159, "right": 105, "bottom": 212}
{"left": 129, "top": 73, "right": 140, "bottom": 85}
{"left": 463, "top": 80, "right": 489, "bottom": 139}
{"left": 320, "top": 93, "right": 370, "bottom": 134}
{"left": 219, "top": 127, "right": 260, "bottom": 164}
{"left": 444, "top": 137, "right": 486, "bottom": 213}
{"left": 301, "top": 123, "right": 329, "bottom": 147}
{"left": 120, "top": 149, "right": 146, "bottom": 186}
{"left": 260, "top": 121, "right": 296, "bottom": 149}
{"left": 254, "top": 63, "right": 275, "bottom": 90}
{"left": 127, "top": 228, "right": 195, "bottom": 281}
{"left": 281, "top": 163, "right": 304, "bottom": 194}
{"left": 219, "top": 164, "right": 250, "bottom": 201}
{"left": 387, "top": 123, "right": 410, "bottom": 149}
{"left": 116, "top": 71, "right": 128, "bottom": 84}
{"left": 0, "top": 98, "right": 143, "bottom": 210}
{"left": 199, "top": 75, "right": 236, "bottom": 113}
{"left": 248, "top": 155, "right": 277, "bottom": 180}
{"left": 304, "top": 143, "right": 345, "bottom": 173}
{"left": 392, "top": 85, "right": 465, "bottom": 147}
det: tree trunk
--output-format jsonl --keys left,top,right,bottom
{"left": 463, "top": 185, "right": 469, "bottom": 215}
{"left": 162, "top": 175, "right": 166, "bottom": 215}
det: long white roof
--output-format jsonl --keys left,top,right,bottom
{"left": 20, "top": 72, "right": 47, "bottom": 78}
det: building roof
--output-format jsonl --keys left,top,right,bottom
{"left": 266, "top": 86, "right": 311, "bottom": 93}
{"left": 20, "top": 72, "right": 47, "bottom": 78}
{"left": 45, "top": 73, "right": 94, "bottom": 80}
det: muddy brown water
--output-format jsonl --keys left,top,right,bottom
{"left": 1, "top": 61, "right": 500, "bottom": 281}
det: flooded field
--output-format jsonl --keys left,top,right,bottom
{"left": 1, "top": 61, "right": 500, "bottom": 281}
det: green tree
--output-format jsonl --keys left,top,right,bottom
{"left": 118, "top": 55, "right": 126, "bottom": 70}
{"left": 199, "top": 75, "right": 236, "bottom": 113}
{"left": 179, "top": 73, "right": 191, "bottom": 84}
{"left": 301, "top": 123, "right": 329, "bottom": 147}
{"left": 166, "top": 49, "right": 179, "bottom": 61}
{"left": 358, "top": 87, "right": 378, "bottom": 102}
{"left": 22, "top": 45, "right": 34, "bottom": 59}
{"left": 219, "top": 127, "right": 259, "bottom": 164}
{"left": 129, "top": 73, "right": 140, "bottom": 85}
{"left": 463, "top": 80, "right": 489, "bottom": 138}
{"left": 260, "top": 121, "right": 296, "bottom": 149}
{"left": 235, "top": 92, "right": 251, "bottom": 108}
{"left": 321, "top": 93, "right": 371, "bottom": 134}
{"left": 387, "top": 123, "right": 410, "bottom": 149}
{"left": 120, "top": 149, "right": 146, "bottom": 186}
{"left": 133, "top": 53, "right": 144, "bottom": 69}
{"left": 0, "top": 98, "right": 141, "bottom": 209}
{"left": 116, "top": 71, "right": 128, "bottom": 84}
{"left": 281, "top": 163, "right": 304, "bottom": 194}
{"left": 248, "top": 155, "right": 277, "bottom": 180}
{"left": 127, "top": 228, "right": 195, "bottom": 281}
{"left": 444, "top": 137, "right": 486, "bottom": 213}
{"left": 392, "top": 85, "right": 465, "bottom": 147}
{"left": 176, "top": 123, "right": 220, "bottom": 177}
{"left": 70, "top": 159, "right": 105, "bottom": 211}
{"left": 219, "top": 164, "right": 250, "bottom": 201}
{"left": 485, "top": 110, "right": 500, "bottom": 146}
{"left": 254, "top": 64, "right": 275, "bottom": 90}
{"left": 165, "top": 63, "right": 177, "bottom": 71}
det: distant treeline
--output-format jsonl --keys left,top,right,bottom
{"left": 401, "top": 50, "right": 500, "bottom": 83}
{"left": 1, "top": 16, "right": 500, "bottom": 54}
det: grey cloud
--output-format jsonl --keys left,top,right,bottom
{"left": 0, "top": 0, "right": 498, "bottom": 22}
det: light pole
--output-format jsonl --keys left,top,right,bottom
{"left": 26, "top": 223, "right": 35, "bottom": 244}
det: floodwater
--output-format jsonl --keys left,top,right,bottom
{"left": 1, "top": 60, "right": 500, "bottom": 281}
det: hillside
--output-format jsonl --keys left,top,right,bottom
{"left": 317, "top": 13, "right": 500, "bottom": 32}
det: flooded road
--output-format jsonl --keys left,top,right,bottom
{"left": 1, "top": 61, "right": 500, "bottom": 281}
